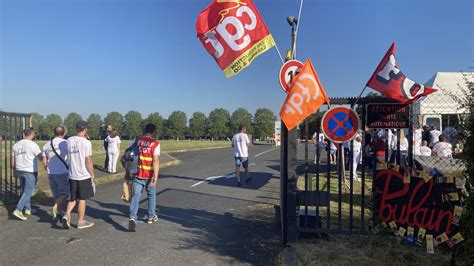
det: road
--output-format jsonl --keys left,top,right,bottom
{"left": 0, "top": 145, "right": 282, "bottom": 265}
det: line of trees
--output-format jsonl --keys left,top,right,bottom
{"left": 29, "top": 108, "right": 276, "bottom": 140}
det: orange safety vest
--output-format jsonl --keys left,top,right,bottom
{"left": 136, "top": 136, "right": 159, "bottom": 179}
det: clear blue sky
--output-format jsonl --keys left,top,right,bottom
{"left": 1, "top": 0, "right": 472, "bottom": 120}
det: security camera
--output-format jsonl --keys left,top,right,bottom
{"left": 287, "top": 16, "right": 298, "bottom": 26}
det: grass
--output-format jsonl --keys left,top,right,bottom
{"left": 293, "top": 171, "right": 453, "bottom": 265}
{"left": 0, "top": 139, "right": 230, "bottom": 203}
{"left": 293, "top": 232, "right": 453, "bottom": 265}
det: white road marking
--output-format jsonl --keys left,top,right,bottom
{"left": 191, "top": 173, "right": 236, "bottom": 187}
{"left": 254, "top": 147, "right": 279, "bottom": 157}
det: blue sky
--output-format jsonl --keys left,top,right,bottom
{"left": 1, "top": 0, "right": 472, "bottom": 120}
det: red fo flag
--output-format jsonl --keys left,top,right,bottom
{"left": 196, "top": 0, "right": 275, "bottom": 78}
{"left": 366, "top": 42, "right": 436, "bottom": 103}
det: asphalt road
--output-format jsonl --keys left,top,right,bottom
{"left": 0, "top": 145, "right": 282, "bottom": 265}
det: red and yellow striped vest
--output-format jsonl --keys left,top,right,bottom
{"left": 136, "top": 136, "right": 159, "bottom": 179}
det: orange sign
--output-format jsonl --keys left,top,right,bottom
{"left": 279, "top": 59, "right": 330, "bottom": 130}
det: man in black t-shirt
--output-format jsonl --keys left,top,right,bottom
{"left": 103, "top": 125, "right": 112, "bottom": 169}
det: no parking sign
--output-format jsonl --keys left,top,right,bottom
{"left": 321, "top": 106, "right": 360, "bottom": 143}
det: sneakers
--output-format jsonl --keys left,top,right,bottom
{"left": 77, "top": 220, "right": 94, "bottom": 229}
{"left": 237, "top": 181, "right": 241, "bottom": 187}
{"left": 128, "top": 218, "right": 136, "bottom": 232}
{"left": 147, "top": 215, "right": 158, "bottom": 224}
{"left": 24, "top": 209, "right": 32, "bottom": 216}
{"left": 49, "top": 208, "right": 58, "bottom": 221}
{"left": 245, "top": 176, "right": 252, "bottom": 184}
{"left": 13, "top": 209, "right": 27, "bottom": 221}
{"left": 62, "top": 214, "right": 71, "bottom": 229}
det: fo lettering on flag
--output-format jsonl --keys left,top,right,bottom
{"left": 280, "top": 60, "right": 330, "bottom": 131}
{"left": 366, "top": 42, "right": 437, "bottom": 103}
{"left": 196, "top": 0, "right": 275, "bottom": 78}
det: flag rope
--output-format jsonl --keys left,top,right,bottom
{"left": 274, "top": 41, "right": 285, "bottom": 64}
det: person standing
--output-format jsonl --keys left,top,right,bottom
{"left": 12, "top": 128, "right": 43, "bottom": 221}
{"left": 103, "top": 125, "right": 112, "bottom": 170}
{"left": 105, "top": 129, "right": 121, "bottom": 174}
{"left": 232, "top": 125, "right": 251, "bottom": 186}
{"left": 312, "top": 131, "right": 325, "bottom": 164}
{"left": 412, "top": 115, "right": 423, "bottom": 156}
{"left": 352, "top": 132, "right": 363, "bottom": 182}
{"left": 42, "top": 125, "right": 69, "bottom": 221}
{"left": 429, "top": 125, "right": 441, "bottom": 148}
{"left": 329, "top": 141, "right": 337, "bottom": 165}
{"left": 62, "top": 121, "right": 95, "bottom": 230}
{"left": 129, "top": 123, "right": 160, "bottom": 232}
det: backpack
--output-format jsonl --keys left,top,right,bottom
{"left": 121, "top": 140, "right": 139, "bottom": 175}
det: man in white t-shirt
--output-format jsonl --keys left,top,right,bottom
{"left": 62, "top": 121, "right": 95, "bottom": 230}
{"left": 232, "top": 126, "right": 251, "bottom": 186}
{"left": 412, "top": 115, "right": 423, "bottom": 155}
{"left": 12, "top": 128, "right": 43, "bottom": 221}
{"left": 432, "top": 135, "right": 453, "bottom": 158}
{"left": 312, "top": 131, "right": 325, "bottom": 164}
{"left": 42, "top": 125, "right": 69, "bottom": 222}
{"left": 420, "top": 140, "right": 432, "bottom": 156}
{"left": 429, "top": 125, "right": 441, "bottom": 148}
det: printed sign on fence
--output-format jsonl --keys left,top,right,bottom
{"left": 366, "top": 103, "right": 409, "bottom": 128}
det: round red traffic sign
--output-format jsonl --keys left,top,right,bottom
{"left": 321, "top": 106, "right": 360, "bottom": 143}
{"left": 279, "top": 60, "right": 304, "bottom": 93}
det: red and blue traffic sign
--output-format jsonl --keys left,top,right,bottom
{"left": 321, "top": 106, "right": 360, "bottom": 143}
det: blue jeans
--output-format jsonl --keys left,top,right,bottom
{"left": 129, "top": 178, "right": 156, "bottom": 219}
{"left": 16, "top": 171, "right": 37, "bottom": 212}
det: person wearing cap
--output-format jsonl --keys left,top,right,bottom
{"left": 62, "top": 120, "right": 95, "bottom": 230}
{"left": 12, "top": 128, "right": 43, "bottom": 221}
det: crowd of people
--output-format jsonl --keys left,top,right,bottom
{"left": 10, "top": 120, "right": 253, "bottom": 232}
{"left": 311, "top": 117, "right": 463, "bottom": 180}
{"left": 11, "top": 121, "right": 162, "bottom": 232}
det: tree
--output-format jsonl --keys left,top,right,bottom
{"left": 124, "top": 111, "right": 143, "bottom": 138}
{"left": 43, "top": 114, "right": 62, "bottom": 138}
{"left": 104, "top": 111, "right": 123, "bottom": 133}
{"left": 188, "top": 112, "right": 207, "bottom": 139}
{"left": 208, "top": 108, "right": 230, "bottom": 139}
{"left": 87, "top": 113, "right": 102, "bottom": 140}
{"left": 144, "top": 112, "right": 164, "bottom": 137}
{"left": 64, "top": 113, "right": 82, "bottom": 136}
{"left": 254, "top": 108, "right": 276, "bottom": 139}
{"left": 230, "top": 108, "right": 253, "bottom": 134}
{"left": 167, "top": 111, "right": 187, "bottom": 139}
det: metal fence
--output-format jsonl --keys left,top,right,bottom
{"left": 0, "top": 112, "right": 31, "bottom": 205}
{"left": 281, "top": 91, "right": 469, "bottom": 242}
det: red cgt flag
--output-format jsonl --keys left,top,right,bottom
{"left": 196, "top": 0, "right": 275, "bottom": 78}
{"left": 366, "top": 42, "right": 437, "bottom": 103}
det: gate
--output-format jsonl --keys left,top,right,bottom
{"left": 280, "top": 97, "right": 402, "bottom": 242}
{"left": 0, "top": 112, "right": 31, "bottom": 205}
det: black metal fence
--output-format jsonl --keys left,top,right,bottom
{"left": 0, "top": 112, "right": 31, "bottom": 205}
{"left": 281, "top": 93, "right": 469, "bottom": 242}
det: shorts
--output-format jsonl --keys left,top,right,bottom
{"left": 330, "top": 149, "right": 337, "bottom": 155}
{"left": 234, "top": 157, "right": 249, "bottom": 168}
{"left": 69, "top": 178, "right": 94, "bottom": 200}
{"left": 48, "top": 173, "right": 70, "bottom": 198}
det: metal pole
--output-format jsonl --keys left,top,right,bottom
{"left": 280, "top": 20, "right": 299, "bottom": 245}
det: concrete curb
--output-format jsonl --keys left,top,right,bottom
{"left": 282, "top": 246, "right": 297, "bottom": 266}
{"left": 0, "top": 158, "right": 182, "bottom": 211}
{"left": 169, "top": 145, "right": 230, "bottom": 153}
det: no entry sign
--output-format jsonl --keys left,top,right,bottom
{"left": 279, "top": 60, "right": 304, "bottom": 93}
{"left": 322, "top": 106, "right": 360, "bottom": 143}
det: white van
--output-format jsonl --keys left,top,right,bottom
{"left": 412, "top": 72, "right": 473, "bottom": 131}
